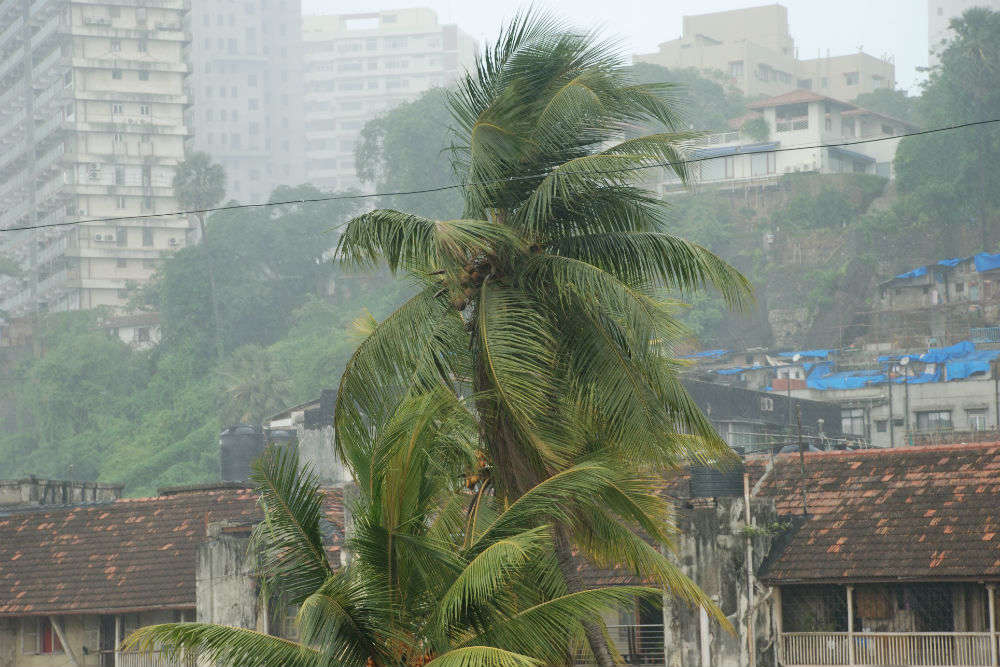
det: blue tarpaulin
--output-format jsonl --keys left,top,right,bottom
{"left": 682, "top": 349, "right": 729, "bottom": 359}
{"left": 778, "top": 349, "right": 832, "bottom": 359}
{"left": 974, "top": 252, "right": 1000, "bottom": 273}
{"left": 715, "top": 367, "right": 746, "bottom": 375}
{"left": 806, "top": 362, "right": 887, "bottom": 390}
{"left": 895, "top": 266, "right": 928, "bottom": 280}
{"left": 937, "top": 257, "right": 963, "bottom": 267}
{"left": 945, "top": 350, "right": 1000, "bottom": 380}
{"left": 920, "top": 340, "right": 975, "bottom": 363}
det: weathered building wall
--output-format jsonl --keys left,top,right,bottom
{"left": 196, "top": 524, "right": 261, "bottom": 632}
{"left": 297, "top": 423, "right": 347, "bottom": 487}
{"left": 664, "top": 496, "right": 780, "bottom": 667}
{"left": 0, "top": 478, "right": 123, "bottom": 509}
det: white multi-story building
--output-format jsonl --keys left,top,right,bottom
{"left": 658, "top": 90, "right": 917, "bottom": 195}
{"left": 302, "top": 8, "right": 476, "bottom": 192}
{"left": 0, "top": 0, "right": 191, "bottom": 316}
{"left": 928, "top": 0, "right": 1000, "bottom": 68}
{"left": 635, "top": 4, "right": 895, "bottom": 103}
{"left": 186, "top": 0, "right": 305, "bottom": 202}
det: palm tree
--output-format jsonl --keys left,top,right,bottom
{"left": 217, "top": 344, "right": 293, "bottom": 425}
{"left": 126, "top": 389, "right": 689, "bottom": 667}
{"left": 335, "top": 12, "right": 751, "bottom": 665}
{"left": 172, "top": 152, "right": 226, "bottom": 359}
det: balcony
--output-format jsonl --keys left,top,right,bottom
{"left": 576, "top": 624, "right": 664, "bottom": 667}
{"left": 109, "top": 650, "right": 197, "bottom": 667}
{"left": 780, "top": 632, "right": 998, "bottom": 667}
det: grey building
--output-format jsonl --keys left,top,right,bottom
{"left": 186, "top": 0, "right": 306, "bottom": 203}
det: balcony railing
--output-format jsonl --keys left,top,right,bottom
{"left": 781, "top": 632, "right": 998, "bottom": 667}
{"left": 576, "top": 624, "right": 665, "bottom": 667}
{"left": 113, "top": 650, "right": 198, "bottom": 667}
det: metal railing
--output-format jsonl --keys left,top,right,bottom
{"left": 576, "top": 624, "right": 665, "bottom": 667}
{"left": 109, "top": 651, "right": 198, "bottom": 667}
{"left": 781, "top": 632, "right": 997, "bottom": 667}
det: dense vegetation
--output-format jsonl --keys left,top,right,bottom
{"left": 0, "top": 187, "right": 412, "bottom": 496}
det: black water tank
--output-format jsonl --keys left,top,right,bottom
{"left": 689, "top": 463, "right": 745, "bottom": 498}
{"left": 220, "top": 424, "right": 265, "bottom": 482}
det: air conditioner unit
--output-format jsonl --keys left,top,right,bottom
{"left": 168, "top": 238, "right": 177, "bottom": 246}
{"left": 94, "top": 234, "right": 102, "bottom": 241}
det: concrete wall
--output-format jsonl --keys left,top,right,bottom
{"left": 0, "top": 478, "right": 122, "bottom": 509}
{"left": 664, "top": 495, "right": 781, "bottom": 667}
{"left": 196, "top": 524, "right": 262, "bottom": 632}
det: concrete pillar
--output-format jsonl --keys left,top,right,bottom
{"left": 846, "top": 586, "right": 855, "bottom": 666}
{"left": 988, "top": 584, "right": 997, "bottom": 667}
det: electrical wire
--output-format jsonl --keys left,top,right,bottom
{"left": 2, "top": 117, "right": 998, "bottom": 234}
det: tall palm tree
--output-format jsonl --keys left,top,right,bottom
{"left": 217, "top": 344, "right": 293, "bottom": 425}
{"left": 172, "top": 152, "right": 226, "bottom": 359}
{"left": 335, "top": 12, "right": 751, "bottom": 665}
{"left": 126, "top": 390, "right": 689, "bottom": 667}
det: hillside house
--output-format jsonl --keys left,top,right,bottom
{"left": 658, "top": 90, "right": 916, "bottom": 195}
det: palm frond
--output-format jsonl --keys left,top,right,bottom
{"left": 124, "top": 623, "right": 319, "bottom": 667}
{"left": 423, "top": 646, "right": 543, "bottom": 667}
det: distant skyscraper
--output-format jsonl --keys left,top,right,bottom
{"left": 186, "top": 0, "right": 306, "bottom": 203}
{"left": 928, "top": 0, "right": 1000, "bottom": 68}
{"left": 0, "top": 0, "right": 191, "bottom": 316}
{"left": 302, "top": 8, "right": 477, "bottom": 192}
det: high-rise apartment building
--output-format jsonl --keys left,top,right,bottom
{"left": 0, "top": 0, "right": 191, "bottom": 316}
{"left": 186, "top": 0, "right": 305, "bottom": 203}
{"left": 635, "top": 4, "right": 895, "bottom": 103}
{"left": 928, "top": 0, "right": 1000, "bottom": 68}
{"left": 302, "top": 8, "right": 476, "bottom": 192}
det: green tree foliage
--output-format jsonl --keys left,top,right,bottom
{"left": 336, "top": 13, "right": 747, "bottom": 664}
{"left": 853, "top": 88, "right": 918, "bottom": 124}
{"left": 127, "top": 419, "right": 675, "bottom": 667}
{"left": 172, "top": 151, "right": 226, "bottom": 219}
{"left": 630, "top": 62, "right": 747, "bottom": 131}
{"left": 0, "top": 184, "right": 413, "bottom": 496}
{"left": 217, "top": 344, "right": 292, "bottom": 425}
{"left": 355, "top": 88, "right": 464, "bottom": 220}
{"left": 0, "top": 253, "right": 22, "bottom": 278}
{"left": 894, "top": 7, "right": 1000, "bottom": 247}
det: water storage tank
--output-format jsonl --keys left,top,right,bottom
{"left": 220, "top": 424, "right": 265, "bottom": 482}
{"left": 688, "top": 463, "right": 745, "bottom": 498}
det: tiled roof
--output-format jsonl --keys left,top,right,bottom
{"left": 754, "top": 443, "right": 1000, "bottom": 584}
{"left": 0, "top": 484, "right": 346, "bottom": 616}
{"left": 747, "top": 89, "right": 855, "bottom": 110}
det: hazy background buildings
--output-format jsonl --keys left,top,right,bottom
{"left": 928, "top": 0, "right": 1000, "bottom": 67}
{"left": 186, "top": 0, "right": 306, "bottom": 203}
{"left": 301, "top": 8, "right": 476, "bottom": 192}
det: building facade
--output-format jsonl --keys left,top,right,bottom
{"left": 301, "top": 8, "right": 476, "bottom": 192}
{"left": 634, "top": 4, "right": 895, "bottom": 103}
{"left": 0, "top": 0, "right": 192, "bottom": 316}
{"left": 657, "top": 90, "right": 916, "bottom": 195}
{"left": 185, "top": 0, "right": 305, "bottom": 203}
{"left": 928, "top": 0, "right": 1000, "bottom": 68}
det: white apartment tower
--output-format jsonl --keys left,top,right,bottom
{"left": 928, "top": 0, "right": 1000, "bottom": 68}
{"left": 186, "top": 0, "right": 305, "bottom": 202}
{"left": 302, "top": 8, "right": 476, "bottom": 191}
{"left": 0, "top": 0, "right": 190, "bottom": 316}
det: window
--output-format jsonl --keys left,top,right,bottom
{"left": 844, "top": 71, "right": 859, "bottom": 85}
{"left": 139, "top": 104, "right": 150, "bottom": 115}
{"left": 881, "top": 124, "right": 895, "bottom": 135}
{"left": 138, "top": 40, "right": 147, "bottom": 53}
{"left": 821, "top": 77, "right": 828, "bottom": 88}
{"left": 206, "top": 109, "right": 213, "bottom": 121}
{"left": 916, "top": 410, "right": 952, "bottom": 431}
{"left": 967, "top": 409, "right": 988, "bottom": 431}
{"left": 114, "top": 166, "right": 125, "bottom": 185}
{"left": 112, "top": 69, "right": 123, "bottom": 80}
{"left": 955, "top": 282, "right": 964, "bottom": 293}
{"left": 23, "top": 618, "right": 63, "bottom": 654}
{"left": 841, "top": 408, "right": 865, "bottom": 436}
{"left": 248, "top": 99, "right": 258, "bottom": 110}
{"left": 137, "top": 327, "right": 150, "bottom": 342}
{"left": 116, "top": 196, "right": 127, "bottom": 210}
{"left": 797, "top": 78, "right": 812, "bottom": 90}
{"left": 139, "top": 71, "right": 149, "bottom": 81}
{"left": 875, "top": 419, "right": 887, "bottom": 433}
{"left": 116, "top": 228, "right": 127, "bottom": 246}
{"left": 117, "top": 258, "right": 127, "bottom": 268}
{"left": 759, "top": 396, "right": 774, "bottom": 412}
{"left": 111, "top": 39, "right": 121, "bottom": 52}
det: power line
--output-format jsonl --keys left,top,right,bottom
{"left": 2, "top": 117, "right": 998, "bottom": 234}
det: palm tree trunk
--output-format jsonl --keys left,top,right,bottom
{"left": 553, "top": 526, "right": 616, "bottom": 667}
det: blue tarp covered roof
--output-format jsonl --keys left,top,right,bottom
{"left": 689, "top": 142, "right": 778, "bottom": 160}
{"left": 895, "top": 266, "right": 928, "bottom": 280}
{"left": 937, "top": 257, "right": 963, "bottom": 267}
{"left": 945, "top": 349, "right": 1000, "bottom": 381}
{"left": 778, "top": 349, "right": 832, "bottom": 359}
{"left": 806, "top": 362, "right": 887, "bottom": 390}
{"left": 919, "top": 340, "right": 974, "bottom": 363}
{"left": 974, "top": 252, "right": 1000, "bottom": 273}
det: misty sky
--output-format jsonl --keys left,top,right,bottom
{"left": 303, "top": 1, "right": 928, "bottom": 93}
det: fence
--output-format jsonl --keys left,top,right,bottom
{"left": 109, "top": 650, "right": 198, "bottom": 667}
{"left": 781, "top": 632, "right": 996, "bottom": 666}
{"left": 575, "top": 624, "right": 665, "bottom": 667}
